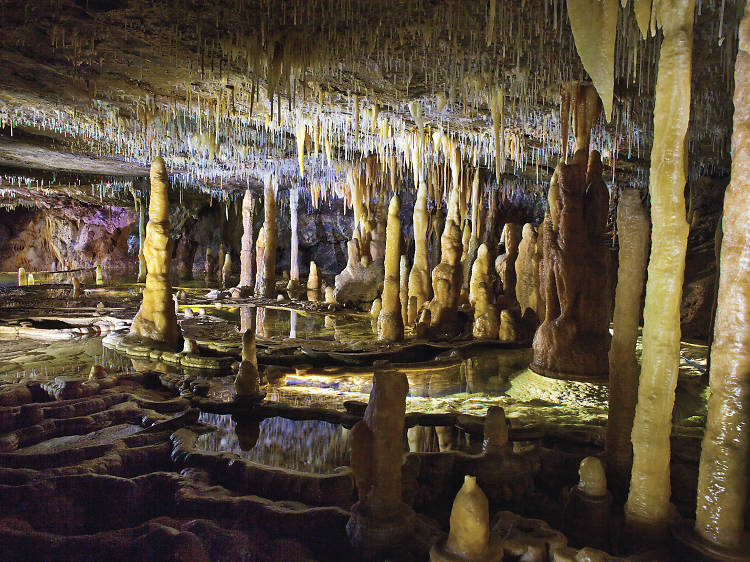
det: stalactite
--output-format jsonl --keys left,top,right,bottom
{"left": 626, "top": 0, "right": 695, "bottom": 542}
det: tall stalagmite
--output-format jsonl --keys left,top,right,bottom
{"left": 625, "top": 0, "right": 694, "bottom": 541}
{"left": 255, "top": 174, "right": 277, "bottom": 297}
{"left": 289, "top": 186, "right": 300, "bottom": 288}
{"left": 239, "top": 187, "right": 255, "bottom": 290}
{"left": 694, "top": 2, "right": 750, "bottom": 550}
{"left": 378, "top": 195, "right": 404, "bottom": 341}
{"left": 606, "top": 189, "right": 649, "bottom": 498}
{"left": 130, "top": 158, "right": 179, "bottom": 348}
{"left": 408, "top": 177, "right": 432, "bottom": 320}
{"left": 515, "top": 224, "right": 540, "bottom": 317}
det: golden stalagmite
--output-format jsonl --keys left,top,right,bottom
{"left": 307, "top": 261, "right": 320, "bottom": 290}
{"left": 289, "top": 186, "right": 300, "bottom": 288}
{"left": 501, "top": 223, "right": 522, "bottom": 302}
{"left": 625, "top": 0, "right": 694, "bottom": 540}
{"left": 427, "top": 216, "right": 463, "bottom": 339}
{"left": 515, "top": 223, "right": 540, "bottom": 317}
{"left": 378, "top": 195, "right": 404, "bottom": 341}
{"left": 17, "top": 267, "right": 25, "bottom": 286}
{"left": 408, "top": 177, "right": 432, "bottom": 321}
{"left": 221, "top": 252, "right": 231, "bottom": 288}
{"left": 694, "top": 2, "right": 750, "bottom": 550}
{"left": 430, "top": 475, "right": 502, "bottom": 561}
{"left": 471, "top": 244, "right": 498, "bottom": 339}
{"left": 130, "top": 157, "right": 179, "bottom": 348}
{"left": 606, "top": 189, "right": 649, "bottom": 498}
{"left": 255, "top": 174, "right": 277, "bottom": 297}
{"left": 239, "top": 187, "right": 255, "bottom": 290}
{"left": 399, "top": 255, "right": 409, "bottom": 326}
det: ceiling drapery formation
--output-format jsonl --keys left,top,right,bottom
{"left": 0, "top": 0, "right": 742, "bottom": 208}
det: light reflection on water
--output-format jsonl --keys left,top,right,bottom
{"left": 196, "top": 413, "right": 351, "bottom": 473}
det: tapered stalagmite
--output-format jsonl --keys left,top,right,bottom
{"left": 255, "top": 174, "right": 277, "bottom": 297}
{"left": 239, "top": 187, "right": 255, "bottom": 290}
{"left": 694, "top": 2, "right": 750, "bottom": 550}
{"left": 221, "top": 252, "right": 231, "bottom": 288}
{"left": 131, "top": 189, "right": 147, "bottom": 283}
{"left": 515, "top": 224, "right": 540, "bottom": 316}
{"left": 130, "top": 158, "right": 179, "bottom": 348}
{"left": 471, "top": 244, "right": 498, "bottom": 339}
{"left": 378, "top": 195, "right": 404, "bottom": 341}
{"left": 408, "top": 177, "right": 432, "bottom": 319}
{"left": 626, "top": 0, "right": 694, "bottom": 540}
{"left": 399, "top": 255, "right": 409, "bottom": 326}
{"left": 430, "top": 476, "right": 502, "bottom": 561}
{"left": 501, "top": 223, "right": 521, "bottom": 301}
{"left": 532, "top": 84, "right": 609, "bottom": 380}
{"left": 606, "top": 189, "right": 649, "bottom": 497}
{"left": 347, "top": 370, "right": 414, "bottom": 553}
{"left": 307, "top": 261, "right": 319, "bottom": 290}
{"left": 289, "top": 186, "right": 300, "bottom": 287}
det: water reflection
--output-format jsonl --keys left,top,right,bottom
{"left": 232, "top": 305, "right": 372, "bottom": 342}
{"left": 196, "top": 413, "right": 351, "bottom": 473}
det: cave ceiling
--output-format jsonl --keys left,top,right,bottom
{"left": 0, "top": 0, "right": 742, "bottom": 210}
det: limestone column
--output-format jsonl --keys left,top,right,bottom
{"left": 606, "top": 189, "right": 649, "bottom": 498}
{"left": 255, "top": 174, "right": 277, "bottom": 297}
{"left": 239, "top": 187, "right": 255, "bottom": 291}
{"left": 408, "top": 177, "right": 432, "bottom": 321}
{"left": 347, "top": 370, "right": 415, "bottom": 554}
{"left": 693, "top": 3, "right": 750, "bottom": 551}
{"left": 289, "top": 185, "right": 300, "bottom": 289}
{"left": 378, "top": 195, "right": 404, "bottom": 341}
{"left": 130, "top": 157, "right": 179, "bottom": 348}
{"left": 625, "top": 0, "right": 694, "bottom": 541}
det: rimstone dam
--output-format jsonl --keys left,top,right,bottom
{"left": 0, "top": 0, "right": 749, "bottom": 560}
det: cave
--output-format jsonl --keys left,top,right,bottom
{"left": 0, "top": 0, "right": 748, "bottom": 560}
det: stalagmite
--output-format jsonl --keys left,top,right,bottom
{"left": 72, "top": 277, "right": 82, "bottom": 298}
{"left": 347, "top": 370, "right": 414, "bottom": 553}
{"left": 204, "top": 248, "right": 216, "bottom": 283}
{"left": 255, "top": 174, "right": 277, "bottom": 297}
{"left": 625, "top": 0, "right": 694, "bottom": 541}
{"left": 427, "top": 216, "right": 463, "bottom": 340}
{"left": 130, "top": 158, "right": 179, "bottom": 348}
{"left": 562, "top": 457, "right": 612, "bottom": 552}
{"left": 307, "top": 261, "right": 320, "bottom": 290}
{"left": 501, "top": 223, "right": 521, "bottom": 302}
{"left": 217, "top": 243, "right": 226, "bottom": 275}
{"left": 515, "top": 224, "right": 540, "bottom": 317}
{"left": 136, "top": 191, "right": 147, "bottom": 282}
{"left": 692, "top": 3, "right": 750, "bottom": 552}
{"left": 483, "top": 406, "right": 509, "bottom": 454}
{"left": 95, "top": 265, "right": 103, "bottom": 285}
{"left": 27, "top": 273, "right": 34, "bottom": 286}
{"left": 532, "top": 86, "right": 609, "bottom": 381}
{"left": 239, "top": 187, "right": 255, "bottom": 291}
{"left": 377, "top": 195, "right": 404, "bottom": 342}
{"left": 399, "top": 255, "right": 409, "bottom": 326}
{"left": 288, "top": 186, "right": 300, "bottom": 289}
{"left": 408, "top": 177, "right": 432, "bottom": 321}
{"left": 430, "top": 476, "right": 502, "bottom": 561}
{"left": 18, "top": 267, "right": 25, "bottom": 286}
{"left": 221, "top": 252, "right": 231, "bottom": 288}
{"left": 472, "top": 244, "right": 498, "bottom": 339}
{"left": 234, "top": 329, "right": 262, "bottom": 399}
{"left": 606, "top": 189, "right": 649, "bottom": 498}
{"left": 498, "top": 310, "right": 517, "bottom": 343}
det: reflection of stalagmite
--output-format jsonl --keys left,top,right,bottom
{"left": 378, "top": 196, "right": 404, "bottom": 341}
{"left": 606, "top": 189, "right": 649, "bottom": 498}
{"left": 430, "top": 476, "right": 502, "bottom": 561}
{"left": 239, "top": 187, "right": 255, "bottom": 291}
{"left": 532, "top": 84, "right": 609, "bottom": 380}
{"left": 408, "top": 177, "right": 432, "bottom": 320}
{"left": 626, "top": 0, "right": 694, "bottom": 542}
{"left": 347, "top": 371, "right": 414, "bottom": 553}
{"left": 130, "top": 158, "right": 179, "bottom": 348}
{"left": 693, "top": 3, "right": 750, "bottom": 552}
{"left": 483, "top": 406, "right": 509, "bottom": 454}
{"left": 515, "top": 224, "right": 540, "bottom": 316}
{"left": 255, "top": 174, "right": 277, "bottom": 297}
{"left": 234, "top": 329, "right": 261, "bottom": 399}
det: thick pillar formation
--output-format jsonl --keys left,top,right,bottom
{"left": 378, "top": 195, "right": 404, "bottom": 342}
{"left": 289, "top": 186, "right": 300, "bottom": 289}
{"left": 130, "top": 158, "right": 179, "bottom": 348}
{"left": 693, "top": 3, "right": 750, "bottom": 551}
{"left": 408, "top": 177, "right": 432, "bottom": 320}
{"left": 427, "top": 216, "right": 463, "bottom": 339}
{"left": 606, "top": 189, "right": 649, "bottom": 498}
{"left": 239, "top": 187, "right": 255, "bottom": 291}
{"left": 531, "top": 84, "right": 609, "bottom": 380}
{"left": 471, "top": 244, "right": 498, "bottom": 339}
{"left": 515, "top": 223, "right": 540, "bottom": 317}
{"left": 625, "top": 0, "right": 694, "bottom": 541}
{"left": 347, "top": 370, "right": 414, "bottom": 554}
{"left": 430, "top": 476, "right": 502, "bottom": 561}
{"left": 255, "top": 174, "right": 277, "bottom": 297}
{"left": 501, "top": 223, "right": 522, "bottom": 301}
